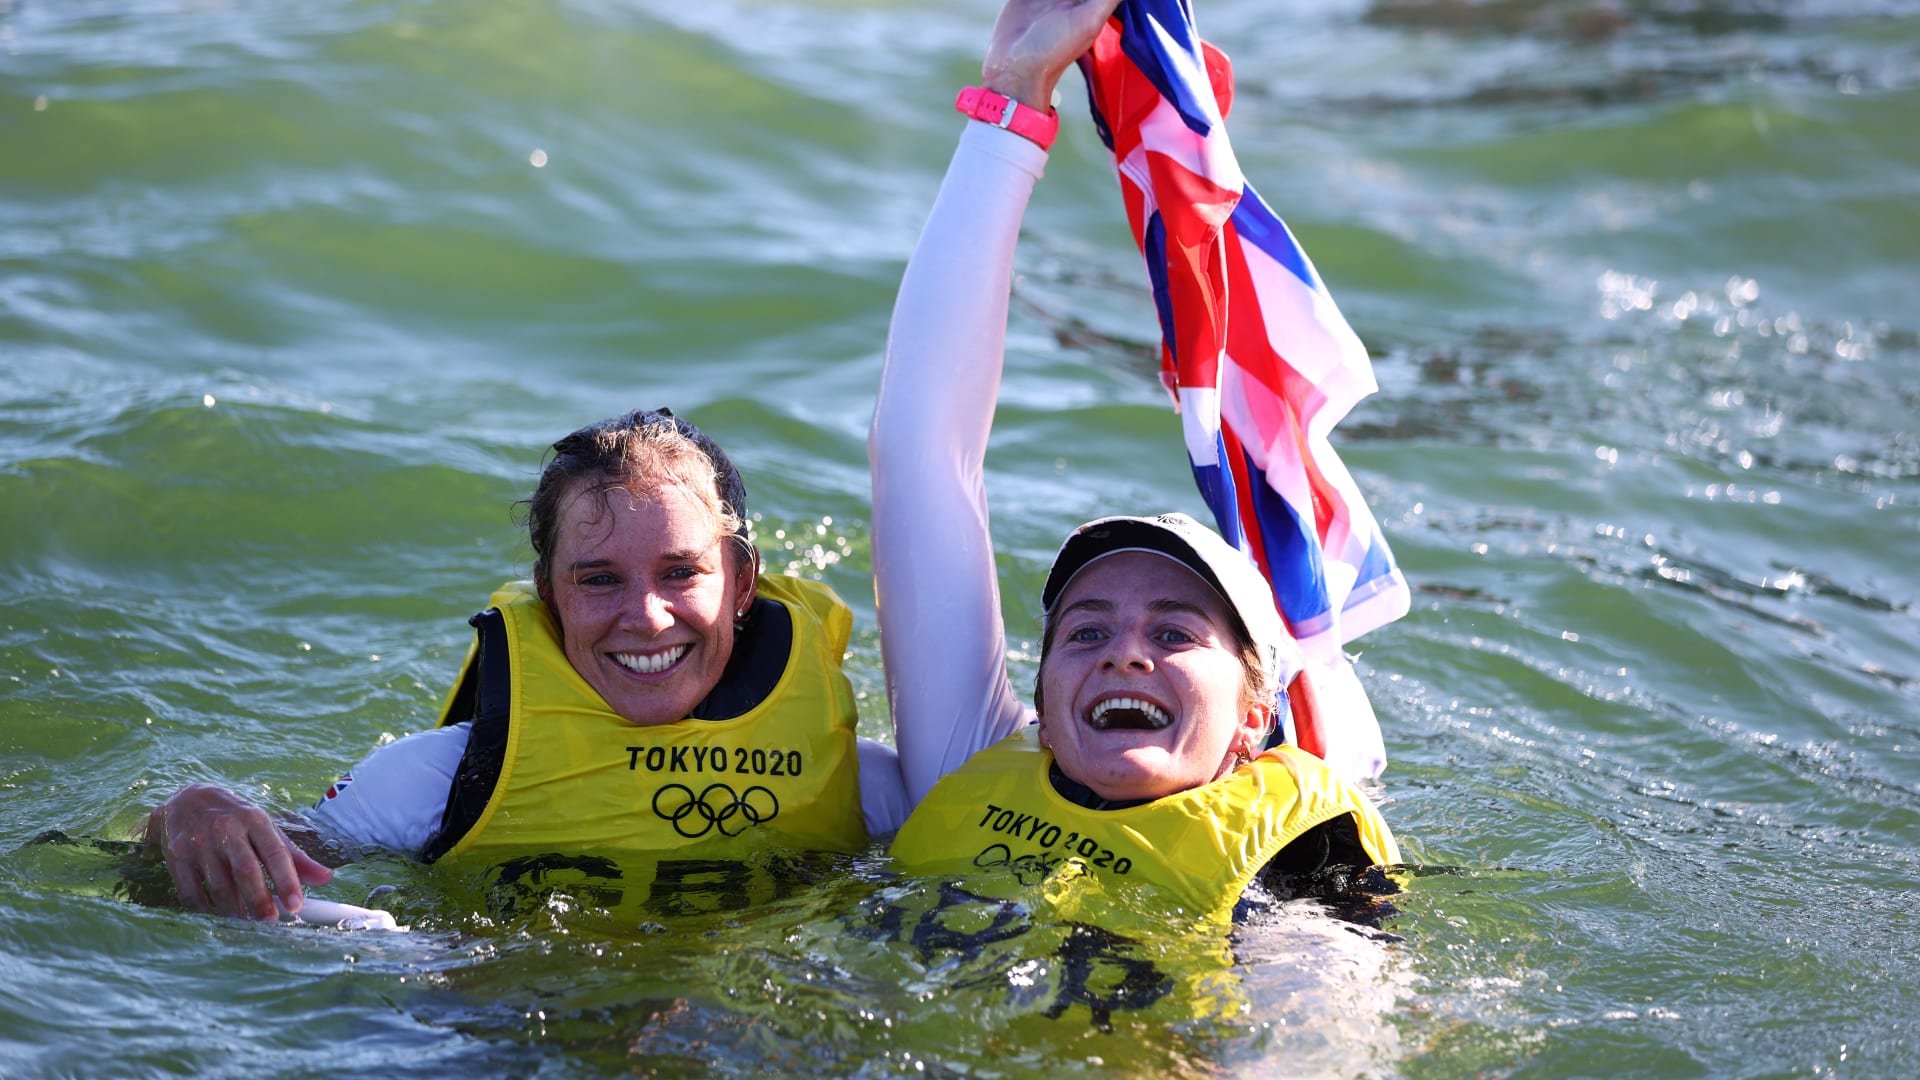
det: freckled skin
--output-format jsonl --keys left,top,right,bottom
{"left": 537, "top": 478, "right": 755, "bottom": 727}
{"left": 1037, "top": 552, "right": 1269, "bottom": 803}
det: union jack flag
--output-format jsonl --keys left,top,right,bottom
{"left": 1080, "top": 0, "right": 1410, "bottom": 760}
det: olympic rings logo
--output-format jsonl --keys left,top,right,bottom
{"left": 652, "top": 782, "right": 780, "bottom": 838}
{"left": 973, "top": 843, "right": 1057, "bottom": 885}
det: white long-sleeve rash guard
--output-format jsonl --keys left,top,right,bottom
{"left": 870, "top": 123, "right": 1048, "bottom": 808}
{"left": 310, "top": 122, "right": 1040, "bottom": 856}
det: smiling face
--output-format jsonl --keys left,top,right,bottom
{"left": 536, "top": 477, "right": 755, "bottom": 727}
{"left": 1035, "top": 551, "right": 1271, "bottom": 803}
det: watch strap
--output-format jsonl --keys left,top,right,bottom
{"left": 954, "top": 86, "right": 1059, "bottom": 151}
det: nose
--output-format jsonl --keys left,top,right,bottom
{"left": 1101, "top": 625, "right": 1155, "bottom": 672}
{"left": 616, "top": 584, "right": 675, "bottom": 636}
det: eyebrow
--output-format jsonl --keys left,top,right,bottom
{"left": 656, "top": 548, "right": 713, "bottom": 564}
{"left": 567, "top": 549, "right": 714, "bottom": 576}
{"left": 1056, "top": 597, "right": 1218, "bottom": 624}
{"left": 1146, "top": 598, "right": 1218, "bottom": 623}
{"left": 1056, "top": 598, "right": 1116, "bottom": 620}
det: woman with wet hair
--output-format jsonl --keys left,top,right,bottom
{"left": 147, "top": 408, "right": 914, "bottom": 920}
{"left": 872, "top": 0, "right": 1399, "bottom": 920}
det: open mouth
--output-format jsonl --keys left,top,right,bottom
{"left": 611, "top": 644, "right": 689, "bottom": 675}
{"left": 1086, "top": 696, "right": 1173, "bottom": 731}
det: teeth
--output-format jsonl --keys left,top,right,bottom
{"left": 1088, "top": 697, "right": 1172, "bottom": 731}
{"left": 612, "top": 645, "right": 688, "bottom": 674}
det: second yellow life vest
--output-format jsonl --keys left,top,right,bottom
{"left": 889, "top": 727, "right": 1398, "bottom": 923}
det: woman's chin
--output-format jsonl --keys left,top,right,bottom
{"left": 1079, "top": 751, "right": 1195, "bottom": 803}
{"left": 601, "top": 685, "right": 703, "bottom": 727}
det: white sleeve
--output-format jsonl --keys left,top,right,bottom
{"left": 855, "top": 736, "right": 909, "bottom": 839}
{"left": 871, "top": 123, "right": 1044, "bottom": 809}
{"left": 305, "top": 723, "right": 467, "bottom": 858}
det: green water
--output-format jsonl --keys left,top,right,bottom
{"left": 4, "top": 0, "right": 1917, "bottom": 1075}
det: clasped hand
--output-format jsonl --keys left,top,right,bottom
{"left": 982, "top": 0, "right": 1126, "bottom": 112}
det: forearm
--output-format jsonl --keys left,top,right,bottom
{"left": 871, "top": 123, "right": 1047, "bottom": 806}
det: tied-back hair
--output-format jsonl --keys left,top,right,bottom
{"left": 520, "top": 407, "right": 752, "bottom": 587}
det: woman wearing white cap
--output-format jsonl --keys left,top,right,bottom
{"left": 871, "top": 0, "right": 1398, "bottom": 920}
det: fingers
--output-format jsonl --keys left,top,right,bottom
{"left": 228, "top": 824, "right": 288, "bottom": 921}
{"left": 185, "top": 815, "right": 277, "bottom": 920}
{"left": 149, "top": 799, "right": 206, "bottom": 907}
{"left": 983, "top": 0, "right": 1127, "bottom": 113}
{"left": 292, "top": 847, "right": 336, "bottom": 888}
{"left": 255, "top": 821, "right": 334, "bottom": 917}
{"left": 157, "top": 811, "right": 216, "bottom": 913}
{"left": 199, "top": 847, "right": 267, "bottom": 921}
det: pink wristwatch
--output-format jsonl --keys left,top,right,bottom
{"left": 954, "top": 86, "right": 1059, "bottom": 151}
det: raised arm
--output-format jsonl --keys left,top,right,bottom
{"left": 871, "top": 0, "right": 1122, "bottom": 806}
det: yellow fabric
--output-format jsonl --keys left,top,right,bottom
{"left": 835, "top": 862, "right": 1246, "bottom": 1028}
{"left": 890, "top": 727, "right": 1398, "bottom": 922}
{"left": 439, "top": 573, "right": 866, "bottom": 862}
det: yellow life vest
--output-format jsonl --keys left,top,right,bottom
{"left": 837, "top": 855, "right": 1254, "bottom": 1030}
{"left": 432, "top": 573, "right": 867, "bottom": 866}
{"left": 890, "top": 727, "right": 1399, "bottom": 923}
